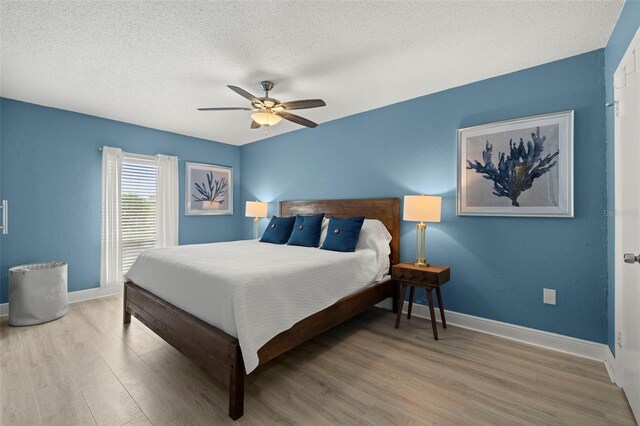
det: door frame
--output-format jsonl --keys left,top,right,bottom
{"left": 614, "top": 25, "right": 640, "bottom": 387}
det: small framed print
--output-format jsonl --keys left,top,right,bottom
{"left": 457, "top": 111, "right": 574, "bottom": 217}
{"left": 185, "top": 162, "right": 233, "bottom": 216}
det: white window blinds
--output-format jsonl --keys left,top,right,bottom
{"left": 121, "top": 154, "right": 157, "bottom": 274}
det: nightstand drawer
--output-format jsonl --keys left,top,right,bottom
{"left": 391, "top": 263, "right": 450, "bottom": 286}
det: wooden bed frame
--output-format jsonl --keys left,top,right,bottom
{"left": 123, "top": 198, "right": 400, "bottom": 420}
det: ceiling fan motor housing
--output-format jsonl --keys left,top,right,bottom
{"left": 256, "top": 81, "right": 279, "bottom": 109}
{"left": 257, "top": 98, "right": 280, "bottom": 109}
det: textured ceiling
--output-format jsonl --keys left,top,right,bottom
{"left": 1, "top": 1, "right": 623, "bottom": 146}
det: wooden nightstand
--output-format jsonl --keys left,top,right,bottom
{"left": 391, "top": 263, "right": 451, "bottom": 340}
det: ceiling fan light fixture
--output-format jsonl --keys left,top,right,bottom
{"left": 251, "top": 112, "right": 282, "bottom": 127}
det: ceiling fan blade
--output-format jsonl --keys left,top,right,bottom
{"left": 280, "top": 99, "right": 326, "bottom": 110}
{"left": 197, "top": 107, "right": 252, "bottom": 111}
{"left": 274, "top": 111, "right": 318, "bottom": 128}
{"left": 227, "top": 85, "right": 263, "bottom": 105}
{"left": 251, "top": 120, "right": 261, "bottom": 129}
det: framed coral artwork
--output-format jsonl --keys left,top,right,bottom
{"left": 457, "top": 111, "right": 573, "bottom": 217}
{"left": 185, "top": 162, "right": 233, "bottom": 215}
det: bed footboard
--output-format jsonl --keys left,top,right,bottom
{"left": 123, "top": 282, "right": 245, "bottom": 420}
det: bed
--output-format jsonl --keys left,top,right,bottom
{"left": 123, "top": 198, "right": 400, "bottom": 420}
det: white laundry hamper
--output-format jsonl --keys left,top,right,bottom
{"left": 9, "top": 262, "right": 69, "bottom": 326}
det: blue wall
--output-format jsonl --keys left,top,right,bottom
{"left": 605, "top": 0, "right": 640, "bottom": 353}
{"left": 0, "top": 99, "right": 242, "bottom": 303}
{"left": 241, "top": 50, "right": 608, "bottom": 344}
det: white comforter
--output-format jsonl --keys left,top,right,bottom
{"left": 125, "top": 240, "right": 384, "bottom": 372}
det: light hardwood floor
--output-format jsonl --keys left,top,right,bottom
{"left": 0, "top": 295, "right": 635, "bottom": 425}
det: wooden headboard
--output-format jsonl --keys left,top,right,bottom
{"left": 279, "top": 198, "right": 400, "bottom": 265}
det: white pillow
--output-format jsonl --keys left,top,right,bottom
{"left": 356, "top": 219, "right": 392, "bottom": 252}
{"left": 357, "top": 219, "right": 392, "bottom": 280}
{"left": 319, "top": 217, "right": 330, "bottom": 245}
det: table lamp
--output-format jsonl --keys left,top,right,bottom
{"left": 403, "top": 195, "right": 441, "bottom": 267}
{"left": 245, "top": 201, "right": 268, "bottom": 239}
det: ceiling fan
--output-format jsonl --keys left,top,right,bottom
{"left": 198, "top": 81, "right": 326, "bottom": 129}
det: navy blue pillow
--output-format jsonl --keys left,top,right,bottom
{"left": 260, "top": 216, "right": 296, "bottom": 244}
{"left": 321, "top": 216, "right": 365, "bottom": 252}
{"left": 287, "top": 213, "right": 325, "bottom": 247}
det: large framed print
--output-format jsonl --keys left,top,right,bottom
{"left": 185, "top": 162, "right": 233, "bottom": 216}
{"left": 457, "top": 111, "right": 573, "bottom": 217}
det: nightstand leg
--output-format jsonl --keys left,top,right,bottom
{"left": 395, "top": 284, "right": 408, "bottom": 329}
{"left": 392, "top": 280, "right": 399, "bottom": 313}
{"left": 407, "top": 286, "right": 415, "bottom": 319}
{"left": 436, "top": 287, "right": 447, "bottom": 328}
{"left": 426, "top": 289, "right": 438, "bottom": 340}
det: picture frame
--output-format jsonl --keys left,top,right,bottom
{"left": 457, "top": 111, "right": 574, "bottom": 217}
{"left": 185, "top": 162, "right": 233, "bottom": 216}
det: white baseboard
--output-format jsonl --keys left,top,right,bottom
{"left": 604, "top": 346, "right": 619, "bottom": 386}
{"left": 377, "top": 298, "right": 616, "bottom": 382}
{"left": 0, "top": 285, "right": 123, "bottom": 317}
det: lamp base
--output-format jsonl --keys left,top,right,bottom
{"left": 253, "top": 217, "right": 260, "bottom": 240}
{"left": 414, "top": 258, "right": 430, "bottom": 267}
{"left": 414, "top": 222, "right": 430, "bottom": 267}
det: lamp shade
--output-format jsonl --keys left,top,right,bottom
{"left": 403, "top": 195, "right": 441, "bottom": 223}
{"left": 245, "top": 201, "right": 268, "bottom": 218}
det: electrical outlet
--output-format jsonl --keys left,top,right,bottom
{"left": 543, "top": 288, "right": 556, "bottom": 305}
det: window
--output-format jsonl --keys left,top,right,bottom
{"left": 121, "top": 154, "right": 157, "bottom": 274}
{"left": 101, "top": 147, "right": 178, "bottom": 288}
